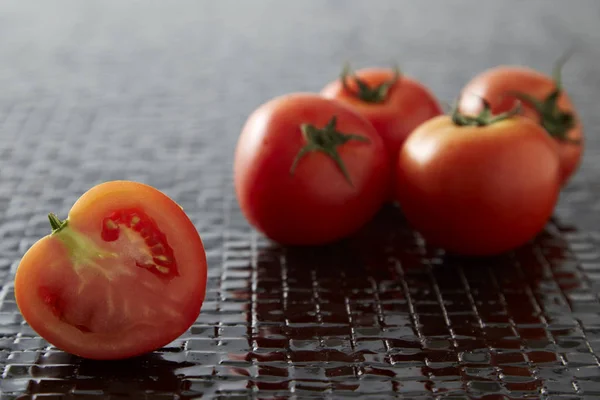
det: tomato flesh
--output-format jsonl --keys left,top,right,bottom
{"left": 101, "top": 208, "right": 179, "bottom": 280}
{"left": 33, "top": 221, "right": 185, "bottom": 336}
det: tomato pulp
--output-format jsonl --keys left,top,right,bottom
{"left": 15, "top": 181, "right": 207, "bottom": 360}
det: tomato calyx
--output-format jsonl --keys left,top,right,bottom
{"left": 290, "top": 116, "right": 370, "bottom": 186}
{"left": 452, "top": 97, "right": 521, "bottom": 127}
{"left": 340, "top": 64, "right": 401, "bottom": 104}
{"left": 48, "top": 213, "right": 68, "bottom": 233}
{"left": 508, "top": 52, "right": 578, "bottom": 144}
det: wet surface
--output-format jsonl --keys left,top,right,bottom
{"left": 4, "top": 207, "right": 600, "bottom": 398}
{"left": 1, "top": 0, "right": 600, "bottom": 398}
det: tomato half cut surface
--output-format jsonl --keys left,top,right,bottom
{"left": 14, "top": 181, "right": 207, "bottom": 360}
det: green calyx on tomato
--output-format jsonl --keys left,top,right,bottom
{"left": 48, "top": 213, "right": 68, "bottom": 233}
{"left": 290, "top": 116, "right": 370, "bottom": 186}
{"left": 452, "top": 97, "right": 521, "bottom": 127}
{"left": 509, "top": 51, "right": 578, "bottom": 143}
{"left": 340, "top": 63, "right": 401, "bottom": 104}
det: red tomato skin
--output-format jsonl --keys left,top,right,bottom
{"left": 321, "top": 68, "right": 443, "bottom": 162}
{"left": 14, "top": 181, "right": 207, "bottom": 360}
{"left": 234, "top": 93, "right": 391, "bottom": 245}
{"left": 396, "top": 115, "right": 561, "bottom": 256}
{"left": 459, "top": 66, "right": 583, "bottom": 185}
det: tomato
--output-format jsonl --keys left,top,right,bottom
{"left": 14, "top": 181, "right": 207, "bottom": 360}
{"left": 320, "top": 65, "right": 443, "bottom": 196}
{"left": 234, "top": 93, "right": 391, "bottom": 245}
{"left": 395, "top": 103, "right": 561, "bottom": 256}
{"left": 459, "top": 56, "right": 582, "bottom": 185}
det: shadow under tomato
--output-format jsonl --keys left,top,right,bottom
{"left": 251, "top": 203, "right": 584, "bottom": 325}
{"left": 28, "top": 351, "right": 194, "bottom": 397}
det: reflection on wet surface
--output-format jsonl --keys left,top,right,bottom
{"left": 3, "top": 205, "right": 600, "bottom": 398}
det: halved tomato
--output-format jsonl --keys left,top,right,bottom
{"left": 14, "top": 181, "right": 207, "bottom": 360}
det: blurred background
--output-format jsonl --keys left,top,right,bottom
{"left": 1, "top": 1, "right": 598, "bottom": 230}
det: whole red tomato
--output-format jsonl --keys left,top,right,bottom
{"left": 15, "top": 181, "right": 207, "bottom": 360}
{"left": 396, "top": 103, "right": 561, "bottom": 256}
{"left": 234, "top": 93, "right": 391, "bottom": 245}
{"left": 459, "top": 55, "right": 582, "bottom": 185}
{"left": 320, "top": 65, "right": 442, "bottom": 171}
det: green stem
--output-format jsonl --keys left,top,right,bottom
{"left": 290, "top": 116, "right": 370, "bottom": 186}
{"left": 452, "top": 96, "right": 522, "bottom": 127}
{"left": 48, "top": 213, "right": 68, "bottom": 233}
{"left": 552, "top": 47, "right": 575, "bottom": 90}
{"left": 507, "top": 50, "right": 577, "bottom": 142}
{"left": 340, "top": 63, "right": 401, "bottom": 104}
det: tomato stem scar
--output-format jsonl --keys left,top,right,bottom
{"left": 340, "top": 63, "right": 401, "bottom": 104}
{"left": 290, "top": 116, "right": 370, "bottom": 186}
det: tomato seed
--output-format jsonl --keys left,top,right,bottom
{"left": 155, "top": 265, "right": 169, "bottom": 274}
{"left": 105, "top": 220, "right": 118, "bottom": 230}
{"left": 135, "top": 261, "right": 153, "bottom": 269}
{"left": 153, "top": 256, "right": 172, "bottom": 267}
{"left": 101, "top": 218, "right": 121, "bottom": 242}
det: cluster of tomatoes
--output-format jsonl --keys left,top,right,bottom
{"left": 12, "top": 56, "right": 582, "bottom": 362}
{"left": 234, "top": 56, "right": 583, "bottom": 256}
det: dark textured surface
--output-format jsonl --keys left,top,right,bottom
{"left": 1, "top": 1, "right": 600, "bottom": 398}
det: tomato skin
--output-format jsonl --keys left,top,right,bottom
{"left": 14, "top": 181, "right": 207, "bottom": 360}
{"left": 459, "top": 66, "right": 583, "bottom": 185}
{"left": 396, "top": 115, "right": 561, "bottom": 256}
{"left": 234, "top": 93, "right": 391, "bottom": 245}
{"left": 321, "top": 68, "right": 443, "bottom": 163}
